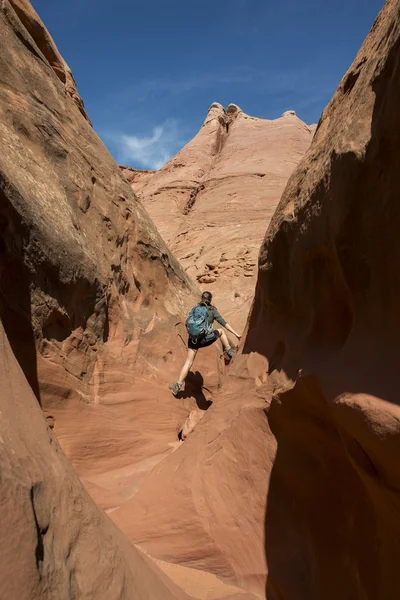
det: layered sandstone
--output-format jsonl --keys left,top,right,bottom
{"left": 244, "top": 1, "right": 400, "bottom": 595}
{"left": 120, "top": 165, "right": 156, "bottom": 190}
{"left": 0, "top": 319, "right": 193, "bottom": 600}
{"left": 0, "top": 1, "right": 216, "bottom": 596}
{"left": 0, "top": 0, "right": 219, "bottom": 408}
{"left": 7, "top": 0, "right": 91, "bottom": 122}
{"left": 4, "top": 0, "right": 400, "bottom": 599}
{"left": 121, "top": 103, "right": 314, "bottom": 332}
{"left": 114, "top": 1, "right": 400, "bottom": 599}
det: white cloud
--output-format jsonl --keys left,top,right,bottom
{"left": 110, "top": 119, "right": 184, "bottom": 170}
{"left": 99, "top": 66, "right": 332, "bottom": 169}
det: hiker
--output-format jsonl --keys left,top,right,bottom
{"left": 169, "top": 291, "right": 241, "bottom": 396}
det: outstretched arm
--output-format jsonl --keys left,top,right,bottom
{"left": 224, "top": 322, "right": 241, "bottom": 340}
{"left": 213, "top": 307, "right": 241, "bottom": 340}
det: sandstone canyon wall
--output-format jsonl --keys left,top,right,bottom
{"left": 2, "top": 0, "right": 230, "bottom": 521}
{"left": 3, "top": 0, "right": 400, "bottom": 599}
{"left": 1, "top": 0, "right": 202, "bottom": 409}
{"left": 0, "top": 1, "right": 203, "bottom": 597}
{"left": 114, "top": 1, "right": 400, "bottom": 599}
{"left": 245, "top": 0, "right": 400, "bottom": 595}
{"left": 121, "top": 105, "right": 314, "bottom": 332}
{"left": 0, "top": 318, "right": 193, "bottom": 600}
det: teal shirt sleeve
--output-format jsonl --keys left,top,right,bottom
{"left": 212, "top": 307, "right": 227, "bottom": 327}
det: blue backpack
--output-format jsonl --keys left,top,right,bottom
{"left": 186, "top": 303, "right": 212, "bottom": 339}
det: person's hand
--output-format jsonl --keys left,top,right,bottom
{"left": 236, "top": 333, "right": 242, "bottom": 340}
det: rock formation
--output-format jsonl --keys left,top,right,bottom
{"left": 3, "top": 0, "right": 400, "bottom": 598}
{"left": 121, "top": 103, "right": 314, "bottom": 332}
{"left": 6, "top": 0, "right": 91, "bottom": 122}
{"left": 120, "top": 166, "right": 156, "bottom": 190}
{"left": 1, "top": 0, "right": 229, "bottom": 514}
{"left": 0, "top": 318, "right": 193, "bottom": 600}
{"left": 111, "top": 381, "right": 272, "bottom": 597}
{"left": 244, "top": 0, "right": 400, "bottom": 596}
{"left": 0, "top": 0, "right": 216, "bottom": 407}
{"left": 0, "top": 1, "right": 209, "bottom": 597}
{"left": 114, "top": 1, "right": 400, "bottom": 598}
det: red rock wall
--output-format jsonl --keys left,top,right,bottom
{"left": 7, "top": 0, "right": 91, "bottom": 122}
{"left": 0, "top": 0, "right": 200, "bottom": 411}
{"left": 0, "top": 317, "right": 194, "bottom": 599}
{"left": 4, "top": 0, "right": 399, "bottom": 598}
{"left": 0, "top": 3, "right": 211, "bottom": 595}
{"left": 242, "top": 0, "right": 400, "bottom": 597}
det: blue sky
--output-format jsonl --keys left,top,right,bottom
{"left": 32, "top": 0, "right": 384, "bottom": 170}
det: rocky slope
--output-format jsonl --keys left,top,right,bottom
{"left": 0, "top": 318, "right": 192, "bottom": 600}
{"left": 114, "top": 1, "right": 400, "bottom": 598}
{"left": 121, "top": 104, "right": 314, "bottom": 332}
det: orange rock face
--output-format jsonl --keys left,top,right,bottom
{"left": 121, "top": 103, "right": 314, "bottom": 332}
{"left": 7, "top": 0, "right": 91, "bottom": 123}
{"left": 0, "top": 319, "right": 193, "bottom": 600}
{"left": 3, "top": 0, "right": 400, "bottom": 599}
{"left": 111, "top": 382, "right": 273, "bottom": 596}
{"left": 120, "top": 165, "right": 156, "bottom": 190}
{"left": 0, "top": 0, "right": 207, "bottom": 406}
{"left": 244, "top": 1, "right": 400, "bottom": 595}
{"left": 0, "top": 1, "right": 202, "bottom": 597}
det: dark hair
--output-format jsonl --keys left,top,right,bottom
{"left": 201, "top": 291, "right": 212, "bottom": 305}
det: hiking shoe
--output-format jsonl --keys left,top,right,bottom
{"left": 169, "top": 381, "right": 182, "bottom": 396}
{"left": 225, "top": 346, "right": 236, "bottom": 359}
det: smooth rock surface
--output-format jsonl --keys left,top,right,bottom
{"left": 0, "top": 318, "right": 192, "bottom": 600}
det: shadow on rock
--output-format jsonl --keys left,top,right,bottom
{"left": 256, "top": 12, "right": 400, "bottom": 597}
{"left": 0, "top": 185, "right": 41, "bottom": 405}
{"left": 177, "top": 370, "right": 213, "bottom": 410}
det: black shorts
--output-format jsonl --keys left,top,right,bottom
{"left": 188, "top": 330, "right": 219, "bottom": 350}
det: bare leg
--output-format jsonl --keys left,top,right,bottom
{"left": 178, "top": 348, "right": 197, "bottom": 383}
{"left": 216, "top": 328, "right": 230, "bottom": 350}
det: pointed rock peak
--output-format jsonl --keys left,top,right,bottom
{"left": 226, "top": 104, "right": 243, "bottom": 126}
{"left": 226, "top": 103, "right": 242, "bottom": 115}
{"left": 282, "top": 110, "right": 297, "bottom": 117}
{"left": 202, "top": 102, "right": 227, "bottom": 128}
{"left": 209, "top": 102, "right": 225, "bottom": 113}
